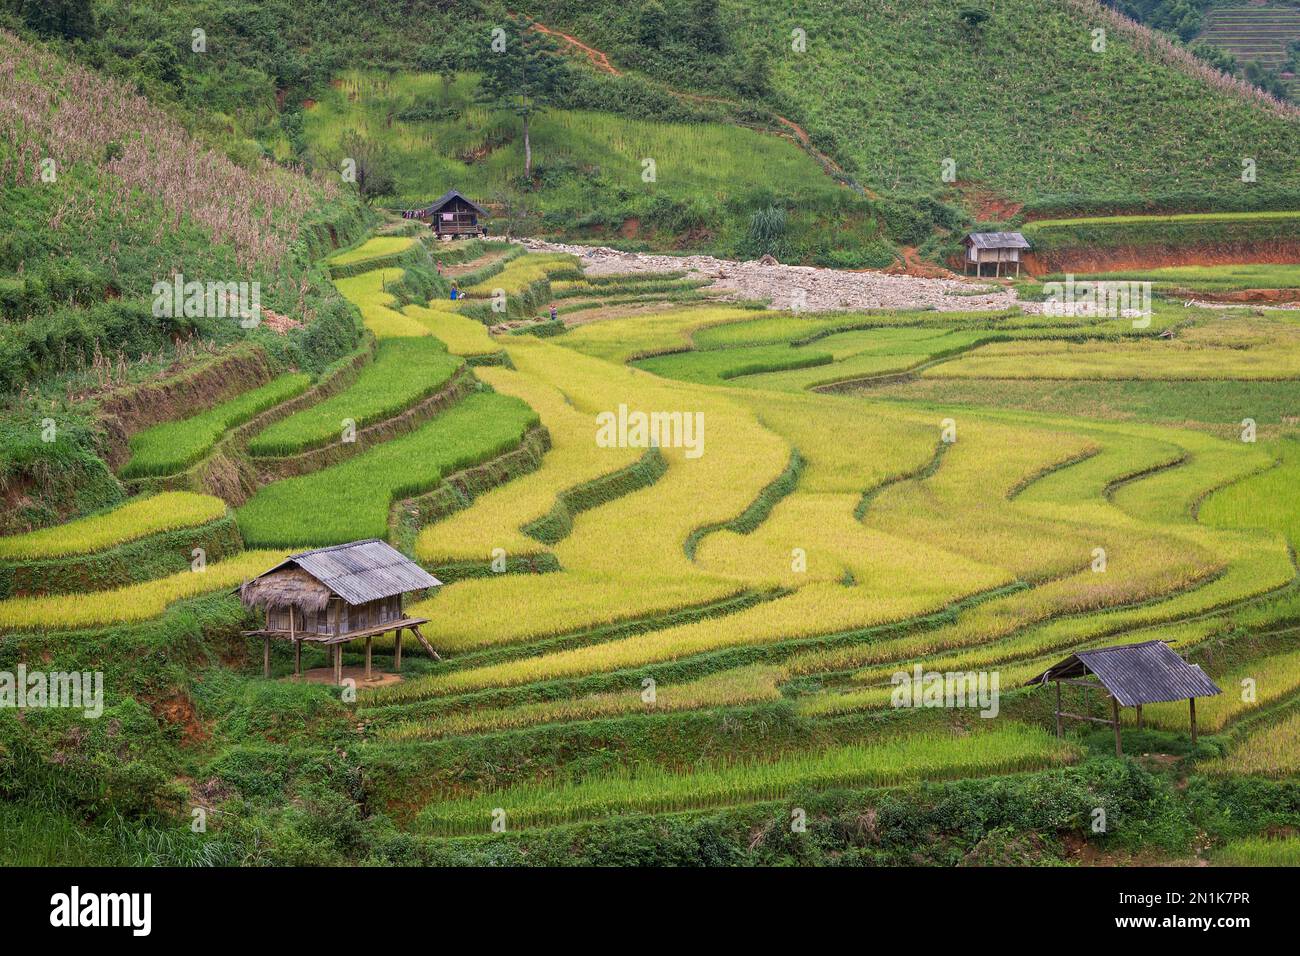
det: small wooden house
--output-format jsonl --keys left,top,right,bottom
{"left": 239, "top": 539, "right": 442, "bottom": 684}
{"left": 421, "top": 189, "right": 489, "bottom": 239}
{"left": 962, "top": 232, "right": 1030, "bottom": 277}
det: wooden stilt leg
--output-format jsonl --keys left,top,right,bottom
{"left": 333, "top": 644, "right": 343, "bottom": 686}
{"left": 365, "top": 636, "right": 373, "bottom": 681}
{"left": 1136, "top": 704, "right": 1143, "bottom": 730}
{"left": 411, "top": 625, "right": 441, "bottom": 661}
{"left": 394, "top": 629, "right": 403, "bottom": 672}
{"left": 1112, "top": 698, "right": 1122, "bottom": 757}
{"left": 1189, "top": 697, "right": 1197, "bottom": 747}
{"left": 263, "top": 637, "right": 271, "bottom": 678}
{"left": 1054, "top": 680, "right": 1062, "bottom": 738}
{"left": 294, "top": 639, "right": 302, "bottom": 676}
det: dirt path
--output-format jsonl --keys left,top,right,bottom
{"left": 517, "top": 238, "right": 1023, "bottom": 313}
{"left": 531, "top": 23, "right": 622, "bottom": 75}
{"left": 441, "top": 248, "right": 509, "bottom": 277}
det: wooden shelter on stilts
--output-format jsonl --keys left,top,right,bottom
{"left": 962, "top": 232, "right": 1030, "bottom": 277}
{"left": 237, "top": 539, "right": 441, "bottom": 685}
{"left": 1027, "top": 640, "right": 1221, "bottom": 756}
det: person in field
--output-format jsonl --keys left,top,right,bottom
{"left": 449, "top": 282, "right": 459, "bottom": 300}
{"left": 550, "top": 304, "right": 558, "bottom": 322}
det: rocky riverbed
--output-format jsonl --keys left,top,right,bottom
{"left": 514, "top": 238, "right": 1024, "bottom": 313}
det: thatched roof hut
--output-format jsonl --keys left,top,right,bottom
{"left": 239, "top": 565, "right": 335, "bottom": 614}
{"left": 239, "top": 539, "right": 442, "bottom": 683}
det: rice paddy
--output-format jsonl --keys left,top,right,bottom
{"left": 1210, "top": 708, "right": 1300, "bottom": 777}
{"left": 414, "top": 723, "right": 1076, "bottom": 835}
{"left": 0, "top": 550, "right": 286, "bottom": 629}
{"left": 237, "top": 391, "right": 538, "bottom": 547}
{"left": 1211, "top": 836, "right": 1300, "bottom": 866}
{"left": 0, "top": 492, "right": 227, "bottom": 560}
{"left": 31, "top": 240, "right": 1300, "bottom": 855}
{"left": 121, "top": 373, "right": 311, "bottom": 478}
{"left": 246, "top": 341, "right": 463, "bottom": 457}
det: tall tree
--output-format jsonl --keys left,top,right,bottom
{"left": 417, "top": 45, "right": 460, "bottom": 101}
{"left": 337, "top": 130, "right": 396, "bottom": 205}
{"left": 477, "top": 16, "right": 567, "bottom": 180}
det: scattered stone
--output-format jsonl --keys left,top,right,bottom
{"left": 512, "top": 238, "right": 1025, "bottom": 312}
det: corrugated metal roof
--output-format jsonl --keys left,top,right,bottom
{"left": 251, "top": 539, "right": 441, "bottom": 606}
{"left": 966, "top": 231, "right": 1030, "bottom": 249}
{"left": 425, "top": 189, "right": 488, "bottom": 217}
{"left": 1027, "top": 640, "right": 1221, "bottom": 706}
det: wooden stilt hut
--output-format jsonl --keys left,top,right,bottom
{"left": 238, "top": 539, "right": 442, "bottom": 685}
{"left": 962, "top": 232, "right": 1030, "bottom": 277}
{"left": 1027, "top": 640, "right": 1221, "bottom": 756}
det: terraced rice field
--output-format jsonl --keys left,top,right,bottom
{"left": 122, "top": 374, "right": 311, "bottom": 478}
{"left": 0, "top": 492, "right": 226, "bottom": 560}
{"left": 0, "top": 549, "right": 287, "bottom": 629}
{"left": 415, "top": 724, "right": 1076, "bottom": 835}
{"left": 246, "top": 342, "right": 463, "bottom": 456}
{"left": 26, "top": 235, "right": 1300, "bottom": 858}
{"left": 1199, "top": 6, "right": 1300, "bottom": 98}
{"left": 1038, "top": 263, "right": 1300, "bottom": 295}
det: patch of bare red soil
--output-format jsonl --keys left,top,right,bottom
{"left": 885, "top": 246, "right": 962, "bottom": 279}
{"left": 152, "top": 694, "right": 209, "bottom": 747}
{"left": 954, "top": 182, "right": 1023, "bottom": 221}
{"left": 1025, "top": 242, "right": 1300, "bottom": 276}
{"left": 1192, "top": 288, "right": 1300, "bottom": 304}
{"left": 292, "top": 665, "right": 403, "bottom": 688}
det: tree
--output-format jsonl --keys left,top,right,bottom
{"left": 15, "top": 0, "right": 97, "bottom": 40}
{"left": 338, "top": 131, "right": 396, "bottom": 204}
{"left": 417, "top": 45, "right": 460, "bottom": 101}
{"left": 477, "top": 16, "right": 568, "bottom": 180}
{"left": 1189, "top": 40, "right": 1237, "bottom": 77}
{"left": 635, "top": 2, "right": 667, "bottom": 50}
{"left": 684, "top": 0, "right": 726, "bottom": 55}
{"left": 733, "top": 47, "right": 771, "bottom": 98}
{"left": 1244, "top": 60, "right": 1288, "bottom": 101}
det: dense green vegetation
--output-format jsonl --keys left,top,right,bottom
{"left": 303, "top": 71, "right": 886, "bottom": 263}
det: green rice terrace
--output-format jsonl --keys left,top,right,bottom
{"left": 1199, "top": 5, "right": 1300, "bottom": 99}
{"left": 1, "top": 0, "right": 1299, "bottom": 872}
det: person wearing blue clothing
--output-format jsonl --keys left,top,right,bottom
{"left": 449, "top": 282, "right": 459, "bottom": 301}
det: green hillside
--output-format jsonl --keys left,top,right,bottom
{"left": 20, "top": 0, "right": 1299, "bottom": 252}
{"left": 0, "top": 25, "right": 368, "bottom": 532}
{"left": 518, "top": 0, "right": 1300, "bottom": 216}
{"left": 302, "top": 70, "right": 886, "bottom": 263}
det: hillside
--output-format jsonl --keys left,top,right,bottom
{"left": 24, "top": 0, "right": 1299, "bottom": 257}
{"left": 302, "top": 70, "right": 889, "bottom": 265}
{"left": 0, "top": 27, "right": 369, "bottom": 532}
{"left": 517, "top": 0, "right": 1300, "bottom": 216}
